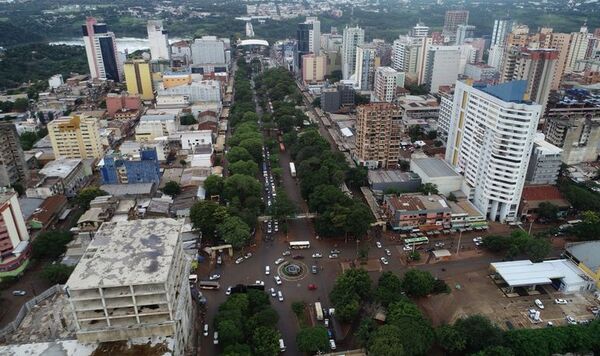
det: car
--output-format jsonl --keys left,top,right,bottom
{"left": 274, "top": 225, "right": 279, "bottom": 232}
{"left": 473, "top": 237, "right": 483, "bottom": 243}
{"left": 547, "top": 321, "right": 554, "bottom": 327}
{"left": 403, "top": 245, "right": 413, "bottom": 251}
{"left": 267, "top": 227, "right": 273, "bottom": 233}
{"left": 203, "top": 324, "right": 209, "bottom": 336}
{"left": 274, "top": 275, "right": 282, "bottom": 285}
{"left": 308, "top": 284, "right": 317, "bottom": 290}
{"left": 590, "top": 306, "right": 599, "bottom": 315}
{"left": 330, "top": 249, "right": 340, "bottom": 254}
{"left": 216, "top": 256, "right": 222, "bottom": 265}
{"left": 554, "top": 298, "right": 568, "bottom": 305}
{"left": 328, "top": 254, "right": 339, "bottom": 259}
{"left": 226, "top": 286, "right": 232, "bottom": 295}
{"left": 327, "top": 329, "right": 333, "bottom": 338}
{"left": 380, "top": 257, "right": 389, "bottom": 265}
{"left": 329, "top": 339, "right": 336, "bottom": 350}
{"left": 265, "top": 266, "right": 270, "bottom": 275}
{"left": 235, "top": 257, "right": 244, "bottom": 264}
{"left": 312, "top": 253, "right": 323, "bottom": 258}
{"left": 311, "top": 265, "right": 318, "bottom": 274}
{"left": 282, "top": 250, "right": 291, "bottom": 256}
{"left": 434, "top": 242, "right": 445, "bottom": 248}
{"left": 270, "top": 288, "right": 276, "bottom": 297}
{"left": 292, "top": 255, "right": 305, "bottom": 260}
{"left": 566, "top": 315, "right": 577, "bottom": 325}
{"left": 534, "top": 299, "right": 544, "bottom": 309}
{"left": 209, "top": 274, "right": 220, "bottom": 280}
{"left": 255, "top": 280, "right": 265, "bottom": 286}
{"left": 385, "top": 248, "right": 391, "bottom": 256}
{"left": 12, "top": 290, "right": 26, "bottom": 296}
{"left": 324, "top": 318, "right": 329, "bottom": 327}
{"left": 275, "top": 257, "right": 285, "bottom": 265}
{"left": 376, "top": 241, "right": 382, "bottom": 248}
{"left": 267, "top": 201, "right": 272, "bottom": 207}
{"left": 272, "top": 191, "right": 277, "bottom": 197}
{"left": 277, "top": 291, "right": 284, "bottom": 302}
{"left": 213, "top": 331, "right": 219, "bottom": 345}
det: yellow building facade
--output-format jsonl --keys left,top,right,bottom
{"left": 162, "top": 72, "right": 192, "bottom": 89}
{"left": 124, "top": 60, "right": 154, "bottom": 100}
{"left": 48, "top": 115, "right": 103, "bottom": 159}
{"left": 564, "top": 241, "right": 600, "bottom": 288}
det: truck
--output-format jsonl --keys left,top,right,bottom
{"left": 289, "top": 162, "right": 296, "bottom": 177}
{"left": 315, "top": 302, "right": 323, "bottom": 321}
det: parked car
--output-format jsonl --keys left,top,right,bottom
{"left": 330, "top": 249, "right": 340, "bottom": 254}
{"left": 385, "top": 248, "right": 391, "bottom": 256}
{"left": 235, "top": 257, "right": 244, "bottom": 264}
{"left": 270, "top": 287, "right": 276, "bottom": 297}
{"left": 255, "top": 280, "right": 265, "bottom": 286}
{"left": 566, "top": 315, "right": 577, "bottom": 325}
{"left": 274, "top": 275, "right": 282, "bottom": 285}
{"left": 226, "top": 286, "right": 232, "bottom": 295}
{"left": 278, "top": 291, "right": 284, "bottom": 302}
{"left": 216, "top": 256, "right": 222, "bottom": 265}
{"left": 209, "top": 274, "right": 221, "bottom": 280}
{"left": 12, "top": 290, "right": 26, "bottom": 296}
{"left": 534, "top": 299, "right": 544, "bottom": 309}
{"left": 312, "top": 253, "right": 323, "bottom": 258}
{"left": 282, "top": 250, "right": 291, "bottom": 256}
{"left": 554, "top": 298, "right": 568, "bottom": 305}
{"left": 203, "top": 324, "right": 209, "bottom": 336}
{"left": 328, "top": 254, "right": 339, "bottom": 259}
{"left": 311, "top": 265, "right": 318, "bottom": 274}
{"left": 275, "top": 257, "right": 285, "bottom": 265}
{"left": 380, "top": 257, "right": 389, "bottom": 265}
{"left": 403, "top": 245, "right": 412, "bottom": 251}
{"left": 329, "top": 339, "right": 336, "bottom": 350}
{"left": 376, "top": 241, "right": 382, "bottom": 248}
{"left": 308, "top": 284, "right": 317, "bottom": 290}
{"left": 265, "top": 266, "right": 270, "bottom": 275}
{"left": 213, "top": 331, "right": 219, "bottom": 345}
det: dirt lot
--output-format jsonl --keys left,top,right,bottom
{"left": 418, "top": 267, "right": 599, "bottom": 329}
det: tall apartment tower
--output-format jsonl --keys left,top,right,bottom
{"left": 353, "top": 103, "right": 402, "bottom": 169}
{"left": 374, "top": 67, "right": 405, "bottom": 102}
{"left": 423, "top": 45, "right": 472, "bottom": 93}
{"left": 0, "top": 123, "right": 29, "bottom": 187}
{"left": 65, "top": 219, "right": 192, "bottom": 355}
{"left": 302, "top": 54, "right": 327, "bottom": 83}
{"left": 442, "top": 10, "right": 469, "bottom": 42}
{"left": 147, "top": 20, "right": 170, "bottom": 61}
{"left": 456, "top": 25, "right": 476, "bottom": 45}
{"left": 500, "top": 48, "right": 558, "bottom": 110}
{"left": 341, "top": 26, "right": 365, "bottom": 80}
{"left": 354, "top": 44, "right": 379, "bottom": 90}
{"left": 82, "top": 17, "right": 122, "bottom": 82}
{"left": 410, "top": 23, "right": 429, "bottom": 38}
{"left": 48, "top": 114, "right": 104, "bottom": 159}
{"left": 565, "top": 26, "right": 590, "bottom": 73}
{"left": 392, "top": 36, "right": 431, "bottom": 82}
{"left": 445, "top": 80, "right": 541, "bottom": 222}
{"left": 124, "top": 60, "right": 154, "bottom": 101}
{"left": 491, "top": 19, "right": 514, "bottom": 46}
{"left": 191, "top": 36, "right": 226, "bottom": 65}
{"left": 0, "top": 189, "right": 30, "bottom": 272}
{"left": 296, "top": 17, "right": 320, "bottom": 67}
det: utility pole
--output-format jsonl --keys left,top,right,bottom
{"left": 456, "top": 230, "right": 462, "bottom": 256}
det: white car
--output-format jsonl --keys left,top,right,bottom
{"left": 328, "top": 254, "right": 339, "bottom": 259}
{"left": 282, "top": 250, "right": 291, "bottom": 256}
{"left": 235, "top": 257, "right": 244, "bottom": 264}
{"left": 270, "top": 287, "right": 276, "bottom": 297}
{"left": 213, "top": 331, "right": 219, "bottom": 345}
{"left": 209, "top": 274, "right": 220, "bottom": 280}
{"left": 554, "top": 298, "right": 568, "bottom": 305}
{"left": 203, "top": 324, "right": 209, "bottom": 336}
{"left": 566, "top": 315, "right": 577, "bottom": 325}
{"left": 277, "top": 290, "right": 284, "bottom": 302}
{"left": 312, "top": 253, "right": 323, "bottom": 258}
{"left": 255, "top": 280, "right": 265, "bottom": 286}
{"left": 274, "top": 275, "right": 282, "bottom": 285}
{"left": 376, "top": 241, "right": 382, "bottom": 248}
{"left": 329, "top": 339, "right": 336, "bottom": 350}
{"left": 226, "top": 286, "right": 232, "bottom": 295}
{"left": 265, "top": 266, "right": 270, "bottom": 275}
{"left": 275, "top": 257, "right": 285, "bottom": 265}
{"left": 380, "top": 257, "right": 389, "bottom": 265}
{"left": 534, "top": 299, "right": 544, "bottom": 309}
{"left": 403, "top": 245, "right": 412, "bottom": 251}
{"left": 473, "top": 237, "right": 483, "bottom": 243}
{"left": 385, "top": 248, "right": 391, "bottom": 256}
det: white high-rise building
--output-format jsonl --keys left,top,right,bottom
{"left": 411, "top": 23, "right": 429, "bottom": 38}
{"left": 423, "top": 45, "right": 474, "bottom": 93}
{"left": 491, "top": 19, "right": 513, "bottom": 47}
{"left": 305, "top": 17, "right": 321, "bottom": 55}
{"left": 455, "top": 25, "right": 476, "bottom": 45}
{"left": 82, "top": 17, "right": 122, "bottom": 82}
{"left": 341, "top": 26, "right": 365, "bottom": 80}
{"left": 355, "top": 44, "right": 378, "bottom": 90}
{"left": 392, "top": 36, "right": 432, "bottom": 83}
{"left": 191, "top": 36, "right": 226, "bottom": 65}
{"left": 445, "top": 80, "right": 541, "bottom": 222}
{"left": 487, "top": 44, "right": 505, "bottom": 69}
{"left": 565, "top": 26, "right": 590, "bottom": 73}
{"left": 147, "top": 20, "right": 170, "bottom": 61}
{"left": 373, "top": 67, "right": 405, "bottom": 102}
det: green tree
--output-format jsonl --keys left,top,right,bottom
{"left": 270, "top": 190, "right": 297, "bottom": 222}
{"left": 291, "top": 301, "right": 304, "bottom": 318}
{"left": 217, "top": 216, "right": 251, "bottom": 249}
{"left": 189, "top": 201, "right": 229, "bottom": 241}
{"left": 355, "top": 318, "right": 377, "bottom": 347}
{"left": 408, "top": 125, "right": 424, "bottom": 141}
{"left": 223, "top": 344, "right": 252, "bottom": 356}
{"left": 223, "top": 174, "right": 262, "bottom": 205}
{"left": 180, "top": 113, "right": 197, "bottom": 125}
{"left": 369, "top": 325, "right": 406, "bottom": 356}
{"left": 346, "top": 166, "right": 368, "bottom": 189}
{"left": 454, "top": 315, "right": 504, "bottom": 354}
{"left": 162, "top": 181, "right": 181, "bottom": 196}
{"left": 217, "top": 319, "right": 245, "bottom": 347}
{"left": 41, "top": 263, "right": 75, "bottom": 284}
{"left": 227, "top": 146, "right": 254, "bottom": 163}
{"left": 402, "top": 268, "right": 436, "bottom": 297}
{"left": 473, "top": 345, "right": 515, "bottom": 356}
{"left": 308, "top": 184, "right": 351, "bottom": 214}
{"left": 537, "top": 202, "right": 559, "bottom": 221}
{"left": 448, "top": 192, "right": 458, "bottom": 202}
{"left": 19, "top": 131, "right": 38, "bottom": 150}
{"left": 573, "top": 211, "right": 600, "bottom": 240}
{"left": 239, "top": 137, "right": 264, "bottom": 162}
{"left": 296, "top": 326, "right": 329, "bottom": 354}
{"left": 252, "top": 327, "right": 281, "bottom": 356}
{"left": 420, "top": 183, "right": 439, "bottom": 195}
{"left": 375, "top": 272, "right": 405, "bottom": 306}
{"left": 524, "top": 238, "right": 551, "bottom": 262}
{"left": 10, "top": 183, "right": 24, "bottom": 196}
{"left": 436, "top": 325, "right": 467, "bottom": 354}
{"left": 13, "top": 97, "right": 29, "bottom": 112}
{"left": 76, "top": 187, "right": 108, "bottom": 209}
{"left": 204, "top": 175, "right": 224, "bottom": 198}
{"left": 229, "top": 160, "right": 259, "bottom": 177}
{"left": 31, "top": 230, "right": 73, "bottom": 260}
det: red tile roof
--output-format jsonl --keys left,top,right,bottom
{"left": 521, "top": 185, "right": 565, "bottom": 202}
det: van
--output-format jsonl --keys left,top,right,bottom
{"left": 279, "top": 338, "right": 286, "bottom": 352}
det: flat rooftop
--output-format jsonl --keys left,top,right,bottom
{"left": 411, "top": 158, "right": 459, "bottom": 178}
{"left": 368, "top": 170, "right": 420, "bottom": 184}
{"left": 100, "top": 183, "right": 154, "bottom": 197}
{"left": 66, "top": 219, "right": 183, "bottom": 290}
{"left": 39, "top": 158, "right": 82, "bottom": 178}
{"left": 491, "top": 259, "right": 589, "bottom": 288}
{"left": 566, "top": 241, "right": 600, "bottom": 271}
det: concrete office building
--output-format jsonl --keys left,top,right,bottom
{"left": 147, "top": 20, "right": 170, "bottom": 61}
{"left": 341, "top": 26, "right": 365, "bottom": 80}
{"left": 354, "top": 44, "right": 379, "bottom": 90}
{"left": 544, "top": 92, "right": 600, "bottom": 165}
{"left": 124, "top": 60, "right": 154, "bottom": 101}
{"left": 34, "top": 158, "right": 91, "bottom": 198}
{"left": 565, "top": 26, "right": 591, "bottom": 74}
{"left": 374, "top": 67, "right": 405, "bottom": 102}
{"left": 442, "top": 10, "right": 469, "bottom": 43}
{"left": 0, "top": 189, "right": 30, "bottom": 272}
{"left": 410, "top": 158, "right": 464, "bottom": 196}
{"left": 392, "top": 36, "right": 431, "bottom": 81}
{"left": 423, "top": 45, "right": 473, "bottom": 93}
{"left": 438, "top": 91, "right": 454, "bottom": 141}
{"left": 501, "top": 47, "right": 558, "bottom": 110}
{"left": 487, "top": 45, "right": 505, "bottom": 70}
{"left": 491, "top": 19, "right": 514, "bottom": 47}
{"left": 0, "top": 123, "right": 29, "bottom": 187}
{"left": 191, "top": 36, "right": 226, "bottom": 65}
{"left": 100, "top": 148, "right": 161, "bottom": 185}
{"left": 296, "top": 17, "right": 321, "bottom": 67}
{"left": 456, "top": 25, "right": 476, "bottom": 45}
{"left": 135, "top": 114, "right": 178, "bottom": 142}
{"left": 65, "top": 219, "right": 192, "bottom": 355}
{"left": 526, "top": 135, "right": 562, "bottom": 185}
{"left": 302, "top": 54, "right": 327, "bottom": 83}
{"left": 464, "top": 63, "right": 499, "bottom": 83}
{"left": 82, "top": 17, "right": 122, "bottom": 82}
{"left": 320, "top": 83, "right": 355, "bottom": 113}
{"left": 445, "top": 80, "right": 541, "bottom": 222}
{"left": 48, "top": 114, "right": 103, "bottom": 159}
{"left": 354, "top": 103, "right": 402, "bottom": 169}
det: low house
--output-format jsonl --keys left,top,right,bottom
{"left": 28, "top": 195, "right": 68, "bottom": 231}
{"left": 382, "top": 193, "right": 451, "bottom": 232}
{"left": 519, "top": 185, "right": 570, "bottom": 221}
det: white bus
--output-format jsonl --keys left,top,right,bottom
{"left": 289, "top": 241, "right": 311, "bottom": 249}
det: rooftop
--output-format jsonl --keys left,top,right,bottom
{"left": 566, "top": 241, "right": 600, "bottom": 271}
{"left": 534, "top": 137, "right": 562, "bottom": 155}
{"left": 491, "top": 259, "right": 591, "bottom": 288}
{"left": 368, "top": 170, "right": 420, "bottom": 184}
{"left": 140, "top": 114, "right": 176, "bottom": 122}
{"left": 411, "top": 158, "right": 459, "bottom": 178}
{"left": 30, "top": 195, "right": 68, "bottom": 225}
{"left": 521, "top": 185, "right": 567, "bottom": 202}
{"left": 479, "top": 80, "right": 529, "bottom": 103}
{"left": 100, "top": 183, "right": 154, "bottom": 197}
{"left": 386, "top": 193, "right": 450, "bottom": 212}
{"left": 66, "top": 219, "right": 183, "bottom": 290}
{"left": 39, "top": 158, "right": 82, "bottom": 178}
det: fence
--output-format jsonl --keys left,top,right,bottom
{"left": 0, "top": 284, "right": 64, "bottom": 339}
